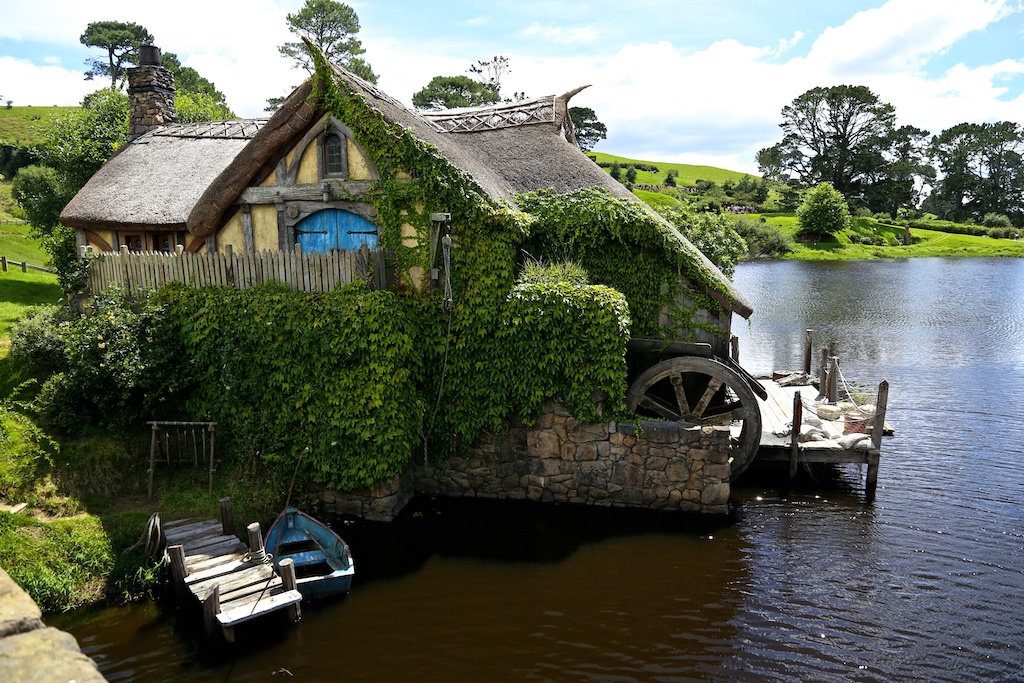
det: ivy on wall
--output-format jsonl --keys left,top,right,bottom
{"left": 164, "top": 281, "right": 426, "bottom": 490}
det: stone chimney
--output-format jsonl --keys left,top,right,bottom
{"left": 127, "top": 45, "right": 177, "bottom": 139}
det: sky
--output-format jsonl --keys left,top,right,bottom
{"left": 1, "top": 0, "right": 1022, "bottom": 173}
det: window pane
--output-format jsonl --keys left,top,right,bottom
{"left": 325, "top": 134, "right": 345, "bottom": 175}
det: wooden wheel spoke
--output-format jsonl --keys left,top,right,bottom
{"left": 637, "top": 395, "right": 681, "bottom": 421}
{"left": 625, "top": 354, "right": 763, "bottom": 482}
{"left": 669, "top": 372, "right": 692, "bottom": 416}
{"left": 691, "top": 378, "right": 722, "bottom": 417}
{"left": 701, "top": 401, "right": 746, "bottom": 425}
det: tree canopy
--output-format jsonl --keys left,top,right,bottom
{"left": 928, "top": 121, "right": 1024, "bottom": 224}
{"left": 278, "top": 0, "right": 377, "bottom": 83}
{"left": 569, "top": 107, "right": 607, "bottom": 152}
{"left": 80, "top": 21, "right": 154, "bottom": 89}
{"left": 160, "top": 52, "right": 236, "bottom": 122}
{"left": 757, "top": 84, "right": 940, "bottom": 216}
{"left": 412, "top": 75, "right": 501, "bottom": 110}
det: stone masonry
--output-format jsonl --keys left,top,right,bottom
{"left": 414, "top": 403, "right": 733, "bottom": 514}
{"left": 0, "top": 568, "right": 106, "bottom": 682}
{"left": 127, "top": 62, "right": 177, "bottom": 139}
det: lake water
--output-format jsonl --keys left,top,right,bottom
{"left": 50, "top": 258, "right": 1024, "bottom": 682}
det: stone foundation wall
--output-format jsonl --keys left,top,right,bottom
{"left": 414, "top": 404, "right": 733, "bottom": 514}
{"left": 313, "top": 472, "right": 415, "bottom": 522}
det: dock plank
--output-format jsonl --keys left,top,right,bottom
{"left": 216, "top": 589, "right": 302, "bottom": 628}
{"left": 185, "top": 551, "right": 248, "bottom": 574}
{"left": 189, "top": 564, "right": 275, "bottom": 598}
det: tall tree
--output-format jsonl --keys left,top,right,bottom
{"left": 80, "top": 21, "right": 154, "bottom": 89}
{"left": 412, "top": 76, "right": 501, "bottom": 110}
{"left": 757, "top": 85, "right": 896, "bottom": 200}
{"left": 569, "top": 107, "right": 607, "bottom": 152}
{"left": 278, "top": 0, "right": 377, "bottom": 83}
{"left": 930, "top": 121, "right": 1024, "bottom": 224}
{"left": 862, "top": 125, "right": 935, "bottom": 216}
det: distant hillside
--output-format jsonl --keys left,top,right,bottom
{"left": 588, "top": 151, "right": 756, "bottom": 187}
{"left": 0, "top": 106, "right": 76, "bottom": 146}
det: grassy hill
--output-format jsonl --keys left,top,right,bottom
{"left": 0, "top": 106, "right": 75, "bottom": 147}
{"left": 589, "top": 151, "right": 755, "bottom": 187}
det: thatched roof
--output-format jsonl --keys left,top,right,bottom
{"left": 60, "top": 60, "right": 751, "bottom": 316}
{"left": 60, "top": 120, "right": 267, "bottom": 231}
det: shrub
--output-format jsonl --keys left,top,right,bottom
{"left": 884, "top": 233, "right": 900, "bottom": 246}
{"left": 735, "top": 217, "right": 792, "bottom": 259}
{"left": 982, "top": 213, "right": 1013, "bottom": 229}
{"left": 797, "top": 182, "right": 851, "bottom": 237}
{"left": 8, "top": 305, "right": 74, "bottom": 378}
{"left": 873, "top": 212, "right": 893, "bottom": 221}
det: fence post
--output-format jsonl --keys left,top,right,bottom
{"left": 1, "top": 256, "right": 6, "bottom": 272}
{"left": 219, "top": 496, "right": 234, "bottom": 536}
{"left": 148, "top": 422, "right": 159, "bottom": 499}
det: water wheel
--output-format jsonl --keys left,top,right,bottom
{"left": 625, "top": 356, "right": 763, "bottom": 480}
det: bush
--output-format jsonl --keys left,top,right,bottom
{"left": 873, "top": 212, "right": 893, "bottom": 221}
{"left": 982, "top": 213, "right": 1013, "bottom": 229}
{"left": 796, "top": 182, "right": 851, "bottom": 237}
{"left": 8, "top": 305, "right": 74, "bottom": 378}
{"left": 988, "top": 227, "right": 1013, "bottom": 239}
{"left": 884, "top": 233, "right": 900, "bottom": 246}
{"left": 735, "top": 217, "right": 792, "bottom": 259}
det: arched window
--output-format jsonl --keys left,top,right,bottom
{"left": 324, "top": 134, "right": 346, "bottom": 176}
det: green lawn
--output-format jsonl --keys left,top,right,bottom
{"left": 589, "top": 151, "right": 752, "bottom": 187}
{"left": 744, "top": 213, "right": 1024, "bottom": 260}
{"left": 0, "top": 224, "right": 60, "bottom": 340}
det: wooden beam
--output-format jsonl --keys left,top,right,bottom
{"left": 239, "top": 181, "right": 373, "bottom": 205}
{"left": 803, "top": 330, "right": 813, "bottom": 375}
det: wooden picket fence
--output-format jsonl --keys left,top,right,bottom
{"left": 84, "top": 244, "right": 388, "bottom": 296}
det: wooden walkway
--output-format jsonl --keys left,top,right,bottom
{"left": 753, "top": 378, "right": 892, "bottom": 495}
{"left": 162, "top": 499, "right": 302, "bottom": 643}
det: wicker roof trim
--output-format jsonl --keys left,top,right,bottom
{"left": 153, "top": 120, "right": 268, "bottom": 140}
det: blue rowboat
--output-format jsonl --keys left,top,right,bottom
{"left": 265, "top": 507, "right": 355, "bottom": 600}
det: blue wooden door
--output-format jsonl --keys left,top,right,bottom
{"left": 296, "top": 209, "right": 379, "bottom": 253}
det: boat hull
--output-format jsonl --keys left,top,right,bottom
{"left": 265, "top": 507, "right": 355, "bottom": 601}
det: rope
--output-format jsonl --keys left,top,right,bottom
{"left": 244, "top": 547, "right": 274, "bottom": 565}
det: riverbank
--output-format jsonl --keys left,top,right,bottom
{"left": 746, "top": 213, "right": 1024, "bottom": 261}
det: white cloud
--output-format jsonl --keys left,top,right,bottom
{"left": 0, "top": 57, "right": 96, "bottom": 107}
{"left": 521, "top": 22, "right": 599, "bottom": 44}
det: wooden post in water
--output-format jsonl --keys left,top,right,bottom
{"left": 247, "top": 522, "right": 265, "bottom": 561}
{"left": 147, "top": 423, "right": 159, "bottom": 499}
{"left": 866, "top": 379, "right": 889, "bottom": 497}
{"left": 202, "top": 584, "right": 222, "bottom": 643}
{"left": 219, "top": 497, "right": 234, "bottom": 536}
{"left": 803, "top": 330, "right": 813, "bottom": 374}
{"left": 279, "top": 558, "right": 301, "bottom": 622}
{"left": 827, "top": 356, "right": 840, "bottom": 403}
{"left": 819, "top": 347, "right": 829, "bottom": 396}
{"left": 168, "top": 544, "right": 187, "bottom": 603}
{"left": 790, "top": 390, "right": 803, "bottom": 482}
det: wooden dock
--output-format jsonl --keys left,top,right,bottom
{"left": 753, "top": 376, "right": 892, "bottom": 497}
{"left": 162, "top": 498, "right": 302, "bottom": 643}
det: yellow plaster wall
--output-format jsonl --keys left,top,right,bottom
{"left": 253, "top": 205, "right": 279, "bottom": 251}
{"left": 185, "top": 234, "right": 205, "bottom": 252}
{"left": 296, "top": 143, "right": 319, "bottom": 185}
{"left": 217, "top": 212, "right": 244, "bottom": 254}
{"left": 348, "top": 139, "right": 373, "bottom": 180}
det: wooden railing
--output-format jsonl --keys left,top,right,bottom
{"left": 84, "top": 244, "right": 388, "bottom": 295}
{"left": 1, "top": 256, "right": 57, "bottom": 274}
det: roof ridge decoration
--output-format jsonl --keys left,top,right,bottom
{"left": 423, "top": 96, "right": 556, "bottom": 133}
{"left": 153, "top": 120, "right": 269, "bottom": 140}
